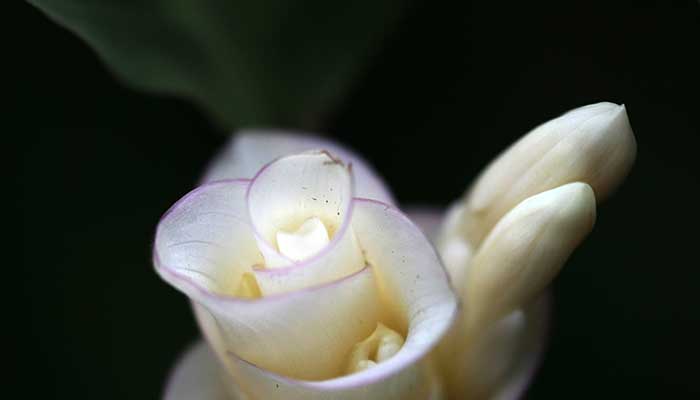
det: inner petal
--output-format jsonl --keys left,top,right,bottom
{"left": 346, "top": 323, "right": 405, "bottom": 374}
{"left": 276, "top": 217, "right": 330, "bottom": 262}
{"left": 247, "top": 151, "right": 354, "bottom": 269}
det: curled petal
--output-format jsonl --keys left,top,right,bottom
{"left": 182, "top": 266, "right": 382, "bottom": 381}
{"left": 465, "top": 182, "right": 596, "bottom": 327}
{"left": 163, "top": 340, "right": 244, "bottom": 400}
{"left": 155, "top": 179, "right": 381, "bottom": 380}
{"left": 154, "top": 179, "right": 262, "bottom": 296}
{"left": 247, "top": 151, "right": 365, "bottom": 293}
{"left": 202, "top": 130, "right": 395, "bottom": 204}
{"left": 351, "top": 199, "right": 458, "bottom": 338}
{"left": 459, "top": 102, "right": 635, "bottom": 246}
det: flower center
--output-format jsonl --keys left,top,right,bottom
{"left": 276, "top": 217, "right": 330, "bottom": 262}
{"left": 346, "top": 323, "right": 405, "bottom": 374}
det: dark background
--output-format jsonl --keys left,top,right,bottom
{"left": 18, "top": 0, "right": 699, "bottom": 398}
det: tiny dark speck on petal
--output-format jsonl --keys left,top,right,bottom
{"left": 302, "top": 186, "right": 307, "bottom": 190}
{"left": 337, "top": 212, "right": 340, "bottom": 215}
{"left": 275, "top": 384, "right": 279, "bottom": 388}
{"left": 325, "top": 200, "right": 329, "bottom": 203}
{"left": 312, "top": 197, "right": 317, "bottom": 201}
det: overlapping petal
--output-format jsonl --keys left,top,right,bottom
{"left": 430, "top": 103, "right": 636, "bottom": 398}
{"left": 154, "top": 178, "right": 383, "bottom": 380}
{"left": 465, "top": 183, "right": 595, "bottom": 327}
{"left": 435, "top": 183, "right": 595, "bottom": 398}
{"left": 156, "top": 150, "right": 458, "bottom": 399}
{"left": 453, "top": 102, "right": 635, "bottom": 248}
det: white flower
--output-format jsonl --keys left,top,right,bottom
{"left": 156, "top": 102, "right": 636, "bottom": 399}
{"left": 155, "top": 139, "right": 458, "bottom": 399}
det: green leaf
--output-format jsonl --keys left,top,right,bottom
{"left": 29, "top": 0, "right": 406, "bottom": 129}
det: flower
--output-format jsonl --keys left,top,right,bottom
{"left": 155, "top": 146, "right": 458, "bottom": 399}
{"left": 155, "top": 102, "right": 636, "bottom": 399}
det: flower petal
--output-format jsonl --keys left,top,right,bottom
{"left": 465, "top": 182, "right": 596, "bottom": 327}
{"left": 163, "top": 340, "right": 244, "bottom": 400}
{"left": 351, "top": 199, "right": 458, "bottom": 339}
{"left": 458, "top": 102, "right": 635, "bottom": 247}
{"left": 247, "top": 151, "right": 365, "bottom": 293}
{"left": 154, "top": 179, "right": 262, "bottom": 296}
{"left": 188, "top": 266, "right": 382, "bottom": 381}
{"left": 202, "top": 130, "right": 395, "bottom": 204}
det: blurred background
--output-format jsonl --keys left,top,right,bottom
{"left": 18, "top": 0, "right": 699, "bottom": 398}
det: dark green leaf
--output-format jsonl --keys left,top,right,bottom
{"left": 28, "top": 0, "right": 406, "bottom": 129}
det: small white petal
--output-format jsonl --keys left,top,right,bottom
{"left": 346, "top": 323, "right": 405, "bottom": 373}
{"left": 252, "top": 229, "right": 364, "bottom": 296}
{"left": 276, "top": 217, "right": 331, "bottom": 262}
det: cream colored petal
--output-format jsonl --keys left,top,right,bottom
{"left": 465, "top": 182, "right": 596, "bottom": 328}
{"left": 251, "top": 228, "right": 363, "bottom": 296}
{"left": 188, "top": 267, "right": 381, "bottom": 381}
{"left": 246, "top": 151, "right": 365, "bottom": 293}
{"left": 155, "top": 179, "right": 381, "bottom": 380}
{"left": 154, "top": 179, "right": 262, "bottom": 297}
{"left": 459, "top": 102, "right": 635, "bottom": 246}
{"left": 163, "top": 341, "right": 245, "bottom": 400}
{"left": 201, "top": 130, "right": 395, "bottom": 204}
{"left": 351, "top": 199, "right": 458, "bottom": 343}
